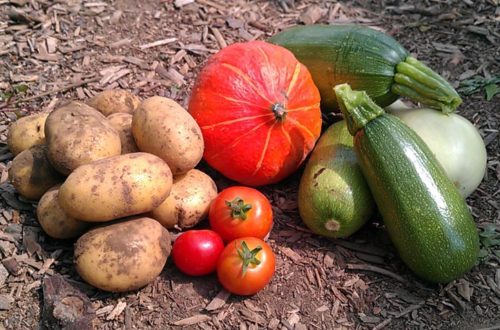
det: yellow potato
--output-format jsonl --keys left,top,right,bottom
{"left": 7, "top": 112, "right": 49, "bottom": 156}
{"left": 58, "top": 152, "right": 172, "bottom": 222}
{"left": 74, "top": 217, "right": 171, "bottom": 292}
{"left": 107, "top": 113, "right": 139, "bottom": 154}
{"left": 45, "top": 101, "right": 121, "bottom": 175}
{"left": 150, "top": 169, "right": 217, "bottom": 229}
{"left": 87, "top": 89, "right": 141, "bottom": 116}
{"left": 132, "top": 96, "right": 204, "bottom": 175}
{"left": 9, "top": 145, "right": 63, "bottom": 200}
{"left": 37, "top": 185, "right": 89, "bottom": 239}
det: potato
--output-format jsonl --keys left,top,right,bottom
{"left": 9, "top": 145, "right": 63, "bottom": 200}
{"left": 87, "top": 89, "right": 141, "bottom": 116}
{"left": 150, "top": 169, "right": 217, "bottom": 229}
{"left": 37, "top": 185, "right": 89, "bottom": 239}
{"left": 7, "top": 112, "right": 49, "bottom": 156}
{"left": 107, "top": 113, "right": 139, "bottom": 154}
{"left": 74, "top": 217, "right": 171, "bottom": 292}
{"left": 132, "top": 96, "right": 204, "bottom": 175}
{"left": 59, "top": 152, "right": 172, "bottom": 222}
{"left": 45, "top": 101, "right": 121, "bottom": 175}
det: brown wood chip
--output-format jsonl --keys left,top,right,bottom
{"left": 0, "top": 294, "right": 14, "bottom": 311}
{"left": 279, "top": 247, "right": 302, "bottom": 263}
{"left": 299, "top": 5, "right": 324, "bottom": 25}
{"left": 240, "top": 307, "right": 266, "bottom": 325}
{"left": 205, "top": 289, "right": 231, "bottom": 311}
{"left": 110, "top": 38, "right": 132, "bottom": 49}
{"left": 10, "top": 74, "right": 39, "bottom": 82}
{"left": 173, "top": 314, "right": 211, "bottom": 326}
{"left": 106, "top": 301, "right": 127, "bottom": 320}
{"left": 139, "top": 38, "right": 177, "bottom": 50}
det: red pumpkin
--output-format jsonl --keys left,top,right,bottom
{"left": 188, "top": 41, "right": 321, "bottom": 186}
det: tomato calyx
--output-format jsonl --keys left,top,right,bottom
{"left": 271, "top": 103, "right": 287, "bottom": 121}
{"left": 237, "top": 241, "right": 262, "bottom": 275}
{"left": 225, "top": 197, "right": 252, "bottom": 220}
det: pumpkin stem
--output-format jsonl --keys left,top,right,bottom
{"left": 225, "top": 197, "right": 252, "bottom": 220}
{"left": 271, "top": 103, "right": 287, "bottom": 120}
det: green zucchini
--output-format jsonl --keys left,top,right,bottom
{"left": 298, "top": 120, "right": 375, "bottom": 238}
{"left": 334, "top": 83, "right": 479, "bottom": 283}
{"left": 269, "top": 25, "right": 461, "bottom": 114}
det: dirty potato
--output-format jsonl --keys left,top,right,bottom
{"left": 37, "top": 185, "right": 89, "bottom": 239}
{"left": 59, "top": 152, "right": 172, "bottom": 222}
{"left": 150, "top": 169, "right": 217, "bottom": 229}
{"left": 7, "top": 112, "right": 49, "bottom": 156}
{"left": 107, "top": 113, "right": 139, "bottom": 154}
{"left": 87, "top": 89, "right": 141, "bottom": 116}
{"left": 74, "top": 217, "right": 171, "bottom": 292}
{"left": 132, "top": 96, "right": 204, "bottom": 175}
{"left": 9, "top": 145, "right": 63, "bottom": 200}
{"left": 44, "top": 101, "right": 121, "bottom": 175}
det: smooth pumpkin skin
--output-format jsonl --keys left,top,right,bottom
{"left": 188, "top": 41, "right": 321, "bottom": 186}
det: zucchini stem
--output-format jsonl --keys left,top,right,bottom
{"left": 393, "top": 57, "right": 462, "bottom": 114}
{"left": 334, "top": 84, "right": 384, "bottom": 135}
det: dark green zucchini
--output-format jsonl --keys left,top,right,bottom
{"left": 269, "top": 25, "right": 461, "bottom": 114}
{"left": 298, "top": 120, "right": 375, "bottom": 238}
{"left": 334, "top": 83, "right": 479, "bottom": 283}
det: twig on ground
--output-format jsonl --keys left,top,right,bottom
{"left": 18, "top": 77, "right": 100, "bottom": 102}
{"left": 347, "top": 263, "right": 407, "bottom": 283}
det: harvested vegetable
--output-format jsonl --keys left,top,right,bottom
{"left": 270, "top": 25, "right": 461, "bottom": 114}
{"left": 59, "top": 153, "right": 172, "bottom": 222}
{"left": 334, "top": 83, "right": 479, "bottom": 283}
{"left": 9, "top": 145, "right": 63, "bottom": 200}
{"left": 298, "top": 120, "right": 375, "bottom": 238}
{"left": 209, "top": 186, "right": 273, "bottom": 242}
{"left": 37, "top": 185, "right": 89, "bottom": 239}
{"left": 132, "top": 96, "right": 204, "bottom": 175}
{"left": 87, "top": 89, "right": 141, "bottom": 116}
{"left": 149, "top": 169, "right": 217, "bottom": 229}
{"left": 172, "top": 230, "right": 224, "bottom": 276}
{"left": 217, "top": 237, "right": 275, "bottom": 295}
{"left": 189, "top": 41, "right": 321, "bottom": 186}
{"left": 107, "top": 113, "right": 139, "bottom": 154}
{"left": 7, "top": 112, "right": 48, "bottom": 156}
{"left": 44, "top": 101, "right": 121, "bottom": 175}
{"left": 387, "top": 106, "right": 487, "bottom": 198}
{"left": 74, "top": 217, "right": 171, "bottom": 292}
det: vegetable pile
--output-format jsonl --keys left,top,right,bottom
{"left": 6, "top": 24, "right": 488, "bottom": 296}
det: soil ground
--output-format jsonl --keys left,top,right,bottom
{"left": 0, "top": 0, "right": 499, "bottom": 329}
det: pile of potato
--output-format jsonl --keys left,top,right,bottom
{"left": 6, "top": 89, "right": 218, "bottom": 292}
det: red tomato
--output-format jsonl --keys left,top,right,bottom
{"left": 209, "top": 186, "right": 273, "bottom": 243}
{"left": 172, "top": 230, "right": 224, "bottom": 276}
{"left": 188, "top": 41, "right": 321, "bottom": 186}
{"left": 217, "top": 237, "right": 275, "bottom": 295}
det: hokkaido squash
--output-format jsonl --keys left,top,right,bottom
{"left": 188, "top": 41, "right": 322, "bottom": 186}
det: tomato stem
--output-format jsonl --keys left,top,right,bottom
{"left": 271, "top": 103, "right": 287, "bottom": 121}
{"left": 237, "top": 241, "right": 262, "bottom": 276}
{"left": 225, "top": 197, "right": 252, "bottom": 220}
